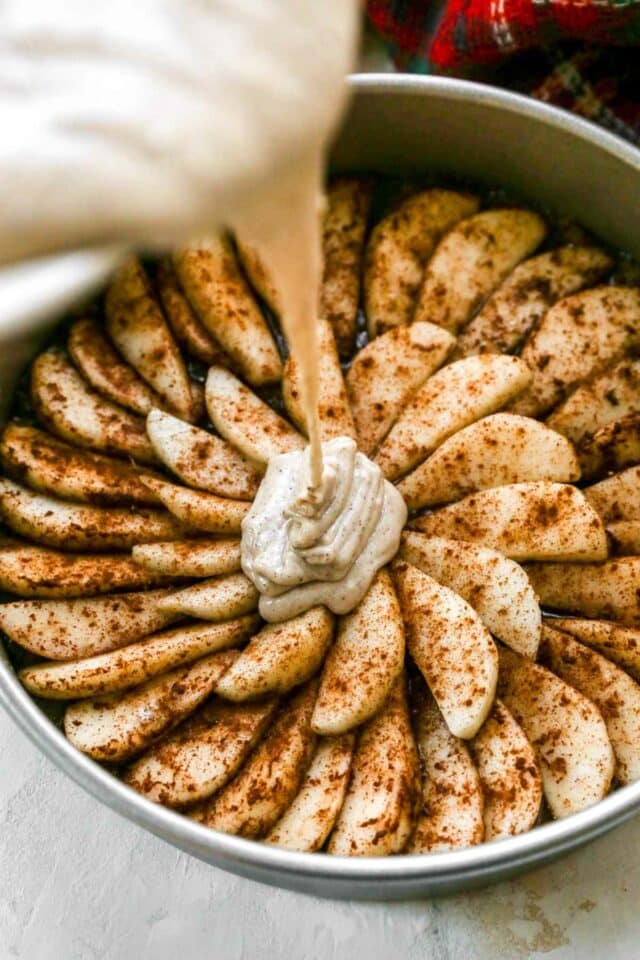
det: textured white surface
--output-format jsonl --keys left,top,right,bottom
{"left": 1, "top": 710, "right": 640, "bottom": 959}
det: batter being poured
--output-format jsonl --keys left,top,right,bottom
{"left": 216, "top": 2, "right": 406, "bottom": 622}
{"left": 235, "top": 137, "right": 407, "bottom": 623}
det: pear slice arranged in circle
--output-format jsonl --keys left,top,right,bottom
{"left": 498, "top": 647, "right": 614, "bottom": 818}
{"left": 412, "top": 482, "right": 607, "bottom": 563}
{"left": 20, "top": 615, "right": 258, "bottom": 700}
{"left": 30, "top": 351, "right": 157, "bottom": 464}
{"left": 328, "top": 677, "right": 420, "bottom": 856}
{"left": 125, "top": 695, "right": 277, "bottom": 808}
{"left": 312, "top": 569, "right": 404, "bottom": 735}
{"left": 146, "top": 409, "right": 260, "bottom": 500}
{"left": 265, "top": 734, "right": 355, "bottom": 852}
{"left": 409, "top": 689, "right": 484, "bottom": 854}
{"left": 190, "top": 679, "right": 318, "bottom": 838}
{"left": 64, "top": 650, "right": 238, "bottom": 762}
{"left": 393, "top": 561, "right": 498, "bottom": 739}
{"left": 470, "top": 699, "right": 542, "bottom": 840}
{"left": 400, "top": 533, "right": 541, "bottom": 658}
{"left": 0, "top": 424, "right": 160, "bottom": 506}
{"left": 6, "top": 188, "right": 640, "bottom": 858}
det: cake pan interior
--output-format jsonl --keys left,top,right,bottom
{"left": 2, "top": 76, "right": 640, "bottom": 900}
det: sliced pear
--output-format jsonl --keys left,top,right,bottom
{"left": 547, "top": 357, "right": 640, "bottom": 446}
{"left": 151, "top": 479, "right": 249, "bottom": 533}
{"left": 155, "top": 257, "right": 226, "bottom": 366}
{"left": 374, "top": 354, "right": 531, "bottom": 480}
{"left": 265, "top": 734, "right": 355, "bottom": 851}
{"left": 511, "top": 286, "right": 640, "bottom": 418}
{"left": 0, "top": 589, "right": 177, "bottom": 659}
{"left": 215, "top": 607, "right": 334, "bottom": 701}
{"left": 364, "top": 189, "right": 480, "bottom": 336}
{"left": 548, "top": 617, "right": 640, "bottom": 681}
{"left": 125, "top": 696, "right": 277, "bottom": 807}
{"left": 393, "top": 561, "right": 498, "bottom": 738}
{"left": 0, "top": 541, "right": 169, "bottom": 599}
{"left": 543, "top": 625, "right": 640, "bottom": 785}
{"left": 282, "top": 317, "right": 357, "bottom": 442}
{"left": 328, "top": 677, "right": 420, "bottom": 856}
{"left": 235, "top": 238, "right": 281, "bottom": 316}
{"left": 0, "top": 478, "right": 183, "bottom": 551}
{"left": 173, "top": 239, "right": 282, "bottom": 386}
{"left": 409, "top": 689, "right": 484, "bottom": 853}
{"left": 30, "top": 351, "right": 156, "bottom": 464}
{"left": 470, "top": 699, "right": 541, "bottom": 839}
{"left": 412, "top": 482, "right": 607, "bottom": 562}
{"left": 584, "top": 466, "right": 640, "bottom": 522}
{"left": 578, "top": 412, "right": 640, "bottom": 480}
{"left": 526, "top": 557, "right": 640, "bottom": 626}
{"left": 190, "top": 679, "right": 318, "bottom": 837}
{"left": 64, "top": 650, "right": 236, "bottom": 762}
{"left": 146, "top": 409, "right": 260, "bottom": 501}
{"left": 311, "top": 569, "right": 405, "bottom": 735}
{"left": 498, "top": 646, "right": 614, "bottom": 818}
{"left": 104, "top": 256, "right": 197, "bottom": 422}
{"left": 205, "top": 365, "right": 304, "bottom": 466}
{"left": 400, "top": 532, "right": 540, "bottom": 658}
{"left": 158, "top": 573, "right": 258, "bottom": 621}
{"left": 131, "top": 539, "right": 241, "bottom": 578}
{"left": 346, "top": 321, "right": 455, "bottom": 456}
{"left": 20, "top": 615, "right": 258, "bottom": 699}
{"left": 414, "top": 209, "right": 547, "bottom": 333}
{"left": 319, "top": 176, "right": 373, "bottom": 355}
{"left": 0, "top": 423, "right": 160, "bottom": 507}
{"left": 398, "top": 413, "right": 580, "bottom": 510}
{"left": 68, "top": 317, "right": 160, "bottom": 416}
{"left": 456, "top": 245, "right": 613, "bottom": 357}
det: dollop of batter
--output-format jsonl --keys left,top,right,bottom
{"left": 241, "top": 436, "right": 407, "bottom": 622}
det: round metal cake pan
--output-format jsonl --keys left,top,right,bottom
{"left": 2, "top": 75, "right": 640, "bottom": 900}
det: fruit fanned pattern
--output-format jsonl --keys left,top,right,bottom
{"left": 3, "top": 179, "right": 640, "bottom": 857}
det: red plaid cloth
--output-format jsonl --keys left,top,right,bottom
{"left": 367, "top": 1, "right": 640, "bottom": 144}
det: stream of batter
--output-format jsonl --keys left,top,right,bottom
{"left": 237, "top": 161, "right": 407, "bottom": 623}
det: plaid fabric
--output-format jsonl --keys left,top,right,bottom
{"left": 367, "top": 1, "right": 640, "bottom": 144}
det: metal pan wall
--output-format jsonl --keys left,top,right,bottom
{"left": 2, "top": 76, "right": 640, "bottom": 899}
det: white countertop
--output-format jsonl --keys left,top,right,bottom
{"left": 1, "top": 710, "right": 639, "bottom": 960}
